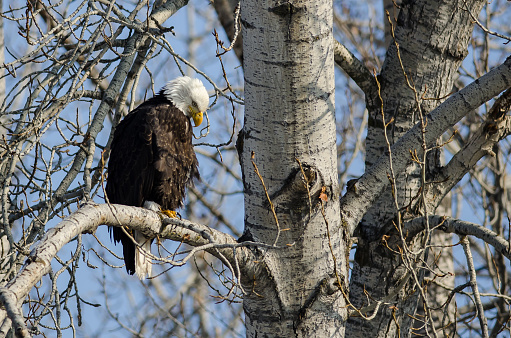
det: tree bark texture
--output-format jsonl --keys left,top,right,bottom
{"left": 239, "top": 0, "right": 348, "bottom": 336}
{"left": 348, "top": 0, "right": 486, "bottom": 336}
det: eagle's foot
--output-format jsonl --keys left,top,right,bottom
{"left": 143, "top": 201, "right": 177, "bottom": 218}
{"left": 160, "top": 209, "right": 177, "bottom": 218}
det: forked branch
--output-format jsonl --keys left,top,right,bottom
{"left": 340, "top": 56, "right": 511, "bottom": 235}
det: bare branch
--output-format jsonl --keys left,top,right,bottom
{"left": 425, "top": 88, "right": 511, "bottom": 210}
{"left": 461, "top": 237, "right": 489, "bottom": 337}
{"left": 0, "top": 203, "right": 253, "bottom": 330}
{"left": 341, "top": 56, "right": 511, "bottom": 235}
{"left": 0, "top": 287, "right": 30, "bottom": 338}
{"left": 213, "top": 0, "right": 243, "bottom": 65}
{"left": 334, "top": 39, "right": 377, "bottom": 97}
{"left": 405, "top": 215, "right": 511, "bottom": 260}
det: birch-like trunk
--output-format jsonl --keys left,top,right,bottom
{"left": 239, "top": 0, "right": 348, "bottom": 336}
{"left": 0, "top": 0, "right": 9, "bottom": 284}
{"left": 347, "top": 0, "right": 485, "bottom": 336}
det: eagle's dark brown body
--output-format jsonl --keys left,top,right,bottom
{"left": 106, "top": 93, "right": 199, "bottom": 275}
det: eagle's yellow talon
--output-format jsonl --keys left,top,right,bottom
{"left": 161, "top": 209, "right": 177, "bottom": 218}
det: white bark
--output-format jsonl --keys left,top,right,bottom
{"left": 425, "top": 109, "right": 511, "bottom": 207}
{"left": 359, "top": 15, "right": 511, "bottom": 328}
{"left": 341, "top": 56, "right": 511, "bottom": 235}
{"left": 239, "top": 0, "right": 348, "bottom": 336}
{"left": 334, "top": 39, "right": 376, "bottom": 97}
{"left": 0, "top": 204, "right": 244, "bottom": 332}
{"left": 0, "top": 0, "right": 4, "bottom": 107}
{"left": 0, "top": 287, "right": 29, "bottom": 338}
{"left": 418, "top": 197, "right": 457, "bottom": 335}
{"left": 0, "top": 0, "right": 9, "bottom": 285}
{"left": 344, "top": 56, "right": 511, "bottom": 336}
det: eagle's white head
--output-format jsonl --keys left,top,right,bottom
{"left": 163, "top": 76, "right": 209, "bottom": 127}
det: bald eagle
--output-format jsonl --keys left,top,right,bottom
{"left": 106, "top": 76, "right": 209, "bottom": 279}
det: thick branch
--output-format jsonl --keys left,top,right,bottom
{"left": 334, "top": 39, "right": 377, "bottom": 97}
{"left": 341, "top": 56, "right": 511, "bottom": 235}
{"left": 0, "top": 287, "right": 29, "bottom": 338}
{"left": 0, "top": 203, "right": 251, "bottom": 329}
{"left": 425, "top": 88, "right": 511, "bottom": 209}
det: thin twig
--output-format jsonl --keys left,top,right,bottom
{"left": 460, "top": 236, "right": 489, "bottom": 338}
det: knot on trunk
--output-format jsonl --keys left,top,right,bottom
{"left": 268, "top": 2, "right": 302, "bottom": 17}
{"left": 268, "top": 163, "right": 323, "bottom": 217}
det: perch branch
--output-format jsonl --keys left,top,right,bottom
{"left": 0, "top": 203, "right": 256, "bottom": 330}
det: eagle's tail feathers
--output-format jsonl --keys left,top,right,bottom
{"left": 134, "top": 231, "right": 152, "bottom": 280}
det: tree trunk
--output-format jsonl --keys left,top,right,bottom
{"left": 347, "top": 0, "right": 486, "bottom": 336}
{"left": 238, "top": 0, "right": 348, "bottom": 336}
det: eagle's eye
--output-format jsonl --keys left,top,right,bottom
{"left": 192, "top": 101, "right": 198, "bottom": 108}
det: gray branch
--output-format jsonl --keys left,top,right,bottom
{"left": 0, "top": 203, "right": 254, "bottom": 330}
{"left": 405, "top": 215, "right": 511, "bottom": 260}
{"left": 425, "top": 88, "right": 511, "bottom": 210}
{"left": 461, "top": 237, "right": 489, "bottom": 337}
{"left": 341, "top": 56, "right": 511, "bottom": 235}
{"left": 0, "top": 287, "right": 30, "bottom": 338}
{"left": 334, "top": 39, "right": 377, "bottom": 97}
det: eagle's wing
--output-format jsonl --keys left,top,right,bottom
{"left": 105, "top": 104, "right": 156, "bottom": 275}
{"left": 106, "top": 106, "right": 156, "bottom": 207}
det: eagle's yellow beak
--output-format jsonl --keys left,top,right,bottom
{"left": 189, "top": 106, "right": 203, "bottom": 127}
{"left": 192, "top": 111, "right": 203, "bottom": 127}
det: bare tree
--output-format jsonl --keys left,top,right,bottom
{"left": 0, "top": 0, "right": 511, "bottom": 337}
